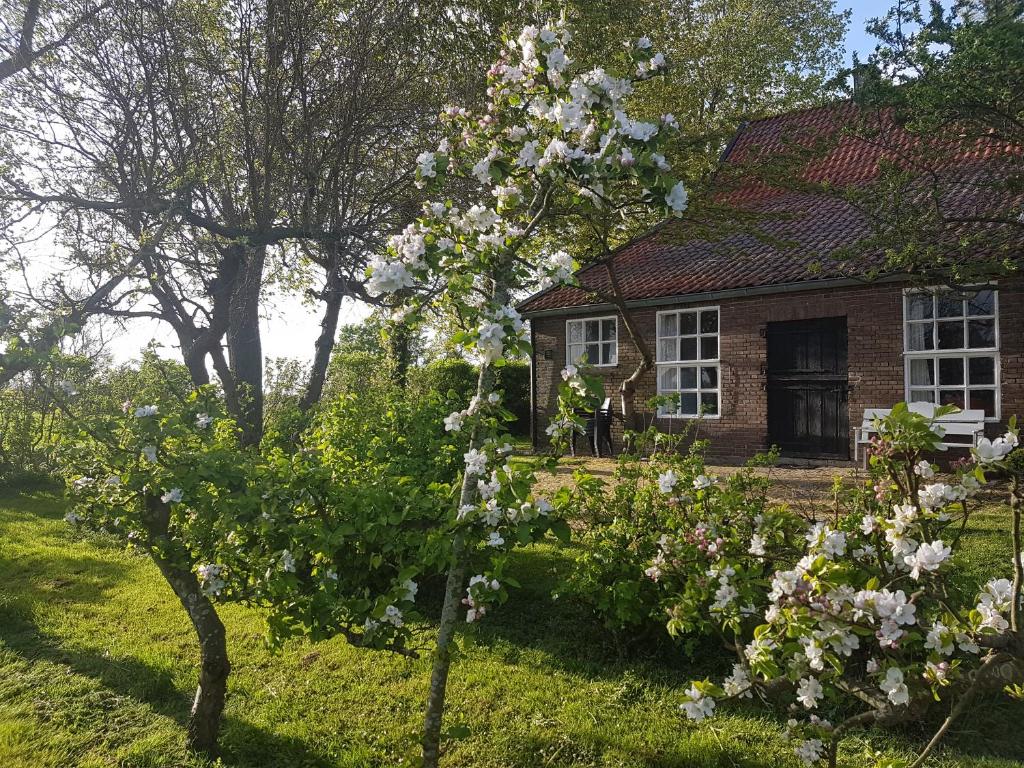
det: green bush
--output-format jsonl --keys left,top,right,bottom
{"left": 408, "top": 358, "right": 530, "bottom": 436}
{"left": 562, "top": 430, "right": 794, "bottom": 643}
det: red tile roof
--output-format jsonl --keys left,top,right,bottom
{"left": 519, "top": 101, "right": 1020, "bottom": 315}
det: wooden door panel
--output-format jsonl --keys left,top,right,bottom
{"left": 766, "top": 317, "right": 849, "bottom": 458}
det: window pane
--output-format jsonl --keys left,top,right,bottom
{"left": 969, "top": 389, "right": 996, "bottom": 418}
{"left": 659, "top": 314, "right": 677, "bottom": 337}
{"left": 585, "top": 321, "right": 599, "bottom": 342}
{"left": 907, "top": 294, "right": 933, "bottom": 320}
{"left": 679, "top": 337, "right": 698, "bottom": 361}
{"left": 679, "top": 366, "right": 697, "bottom": 389}
{"left": 939, "top": 390, "right": 965, "bottom": 409}
{"left": 585, "top": 343, "right": 600, "bottom": 363}
{"left": 601, "top": 343, "right": 616, "bottom": 365}
{"left": 937, "top": 294, "right": 963, "bottom": 318}
{"left": 907, "top": 323, "right": 933, "bottom": 351}
{"left": 659, "top": 339, "right": 677, "bottom": 361}
{"left": 910, "top": 358, "right": 934, "bottom": 386}
{"left": 700, "top": 310, "right": 718, "bottom": 334}
{"left": 659, "top": 367, "right": 677, "bottom": 390}
{"left": 938, "top": 357, "right": 964, "bottom": 386}
{"left": 937, "top": 321, "right": 964, "bottom": 349}
{"left": 602, "top": 319, "right": 616, "bottom": 340}
{"left": 568, "top": 344, "right": 584, "bottom": 364}
{"left": 700, "top": 366, "right": 718, "bottom": 388}
{"left": 909, "top": 389, "right": 936, "bottom": 403}
{"left": 679, "top": 312, "right": 698, "bottom": 335}
{"left": 568, "top": 322, "right": 582, "bottom": 343}
{"left": 968, "top": 289, "right": 995, "bottom": 316}
{"left": 679, "top": 393, "right": 698, "bottom": 415}
{"left": 700, "top": 336, "right": 718, "bottom": 360}
{"left": 968, "top": 319, "right": 995, "bottom": 348}
{"left": 968, "top": 356, "right": 995, "bottom": 386}
{"left": 700, "top": 392, "right": 719, "bottom": 416}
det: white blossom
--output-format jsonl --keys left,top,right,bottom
{"left": 134, "top": 405, "right": 158, "bottom": 418}
{"left": 197, "top": 563, "right": 226, "bottom": 596}
{"left": 280, "top": 550, "right": 296, "bottom": 573}
{"left": 880, "top": 667, "right": 909, "bottom": 706}
{"left": 692, "top": 474, "right": 713, "bottom": 490}
{"left": 366, "top": 256, "right": 414, "bottom": 296}
{"left": 160, "top": 488, "right": 184, "bottom": 504}
{"left": 925, "top": 622, "right": 954, "bottom": 656}
{"left": 444, "top": 411, "right": 465, "bottom": 432}
{"left": 975, "top": 433, "right": 1018, "bottom": 463}
{"left": 665, "top": 181, "right": 688, "bottom": 214}
{"left": 748, "top": 534, "right": 766, "bottom": 556}
{"left": 723, "top": 664, "right": 752, "bottom": 698}
{"left": 794, "top": 739, "right": 824, "bottom": 766}
{"left": 680, "top": 684, "right": 715, "bottom": 721}
{"left": 657, "top": 469, "right": 678, "bottom": 494}
{"left": 904, "top": 539, "right": 950, "bottom": 579}
{"left": 796, "top": 676, "right": 823, "bottom": 709}
{"left": 463, "top": 448, "right": 488, "bottom": 476}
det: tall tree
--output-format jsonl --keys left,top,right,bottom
{"left": 1, "top": 0, "right": 492, "bottom": 440}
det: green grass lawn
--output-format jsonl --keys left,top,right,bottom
{"left": 1, "top": 487, "right": 1023, "bottom": 768}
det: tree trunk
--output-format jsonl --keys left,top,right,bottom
{"left": 421, "top": 533, "right": 468, "bottom": 766}
{"left": 390, "top": 320, "right": 413, "bottom": 389}
{"left": 142, "top": 495, "right": 230, "bottom": 757}
{"left": 300, "top": 264, "right": 345, "bottom": 410}
{"left": 226, "top": 245, "right": 265, "bottom": 446}
{"left": 421, "top": 336, "right": 498, "bottom": 768}
{"left": 596, "top": 262, "right": 654, "bottom": 438}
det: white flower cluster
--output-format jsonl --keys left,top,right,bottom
{"left": 537, "top": 250, "right": 574, "bottom": 290}
{"left": 464, "top": 574, "right": 501, "bottom": 623}
{"left": 197, "top": 563, "right": 227, "bottom": 597}
{"left": 473, "top": 305, "right": 525, "bottom": 365}
{"left": 134, "top": 404, "right": 158, "bottom": 418}
{"left": 160, "top": 487, "right": 184, "bottom": 504}
{"left": 975, "top": 431, "right": 1019, "bottom": 463}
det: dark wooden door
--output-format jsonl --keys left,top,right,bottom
{"left": 766, "top": 317, "right": 849, "bottom": 458}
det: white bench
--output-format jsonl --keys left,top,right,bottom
{"left": 853, "top": 403, "right": 986, "bottom": 464}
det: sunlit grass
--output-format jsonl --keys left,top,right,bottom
{"left": 0, "top": 487, "right": 1022, "bottom": 767}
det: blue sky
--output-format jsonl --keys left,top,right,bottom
{"left": 844, "top": 0, "right": 899, "bottom": 64}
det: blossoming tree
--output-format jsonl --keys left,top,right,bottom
{"left": 366, "top": 21, "right": 689, "bottom": 766}
{"left": 675, "top": 405, "right": 1024, "bottom": 767}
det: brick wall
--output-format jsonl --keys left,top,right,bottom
{"left": 530, "top": 277, "right": 1024, "bottom": 462}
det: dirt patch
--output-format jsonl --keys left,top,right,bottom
{"left": 531, "top": 456, "right": 866, "bottom": 514}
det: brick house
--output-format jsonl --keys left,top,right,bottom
{"left": 519, "top": 102, "right": 1023, "bottom": 462}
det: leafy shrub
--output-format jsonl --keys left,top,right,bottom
{"left": 562, "top": 429, "right": 798, "bottom": 642}
{"left": 409, "top": 358, "right": 530, "bottom": 436}
{"left": 677, "top": 404, "right": 1023, "bottom": 767}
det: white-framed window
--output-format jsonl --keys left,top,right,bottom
{"left": 656, "top": 306, "right": 720, "bottom": 417}
{"left": 903, "top": 286, "right": 1000, "bottom": 419}
{"left": 566, "top": 316, "right": 618, "bottom": 366}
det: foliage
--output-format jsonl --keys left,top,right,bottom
{"left": 562, "top": 432, "right": 797, "bottom": 642}
{"left": 677, "top": 404, "right": 1023, "bottom": 767}
{"left": 408, "top": 358, "right": 531, "bottom": 436}
{"left": 242, "top": 383, "right": 464, "bottom": 649}
{"left": 836, "top": 0, "right": 1024, "bottom": 284}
